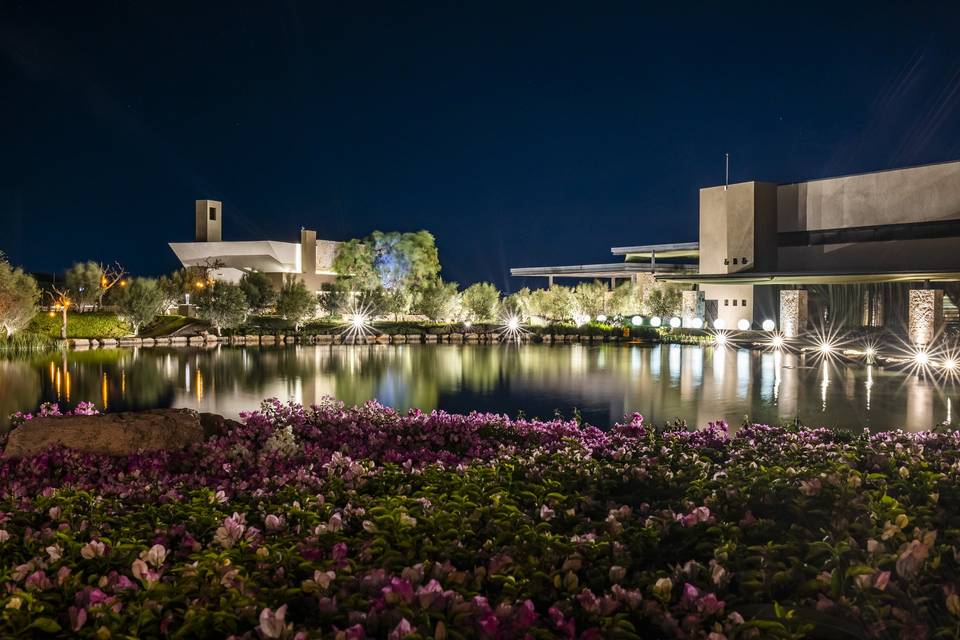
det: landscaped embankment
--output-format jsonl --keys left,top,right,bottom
{"left": 0, "top": 399, "right": 956, "bottom": 638}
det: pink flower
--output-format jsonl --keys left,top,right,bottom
{"left": 25, "top": 570, "right": 52, "bottom": 591}
{"left": 69, "top": 606, "right": 87, "bottom": 632}
{"left": 388, "top": 618, "right": 412, "bottom": 640}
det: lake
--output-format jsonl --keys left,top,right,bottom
{"left": 0, "top": 343, "right": 956, "bottom": 431}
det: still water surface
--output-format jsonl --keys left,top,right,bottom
{"left": 0, "top": 344, "right": 956, "bottom": 431}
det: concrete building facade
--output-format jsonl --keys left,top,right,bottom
{"left": 169, "top": 200, "right": 340, "bottom": 292}
{"left": 512, "top": 159, "right": 960, "bottom": 339}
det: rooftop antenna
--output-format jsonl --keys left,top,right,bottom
{"left": 724, "top": 153, "right": 730, "bottom": 191}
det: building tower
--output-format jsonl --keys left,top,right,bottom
{"left": 195, "top": 199, "right": 222, "bottom": 242}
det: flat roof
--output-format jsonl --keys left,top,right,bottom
{"left": 511, "top": 262, "right": 696, "bottom": 279}
{"left": 656, "top": 269, "right": 960, "bottom": 286}
{"left": 610, "top": 241, "right": 699, "bottom": 258}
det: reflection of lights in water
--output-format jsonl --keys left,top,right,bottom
{"left": 196, "top": 369, "right": 204, "bottom": 401}
{"left": 55, "top": 367, "right": 62, "bottom": 399}
{"left": 710, "top": 330, "right": 730, "bottom": 348}
{"left": 101, "top": 372, "right": 109, "bottom": 410}
{"left": 766, "top": 332, "right": 785, "bottom": 351}
{"left": 736, "top": 349, "right": 749, "bottom": 399}
{"left": 668, "top": 344, "right": 681, "bottom": 382}
{"left": 185, "top": 363, "right": 191, "bottom": 392}
{"left": 865, "top": 365, "right": 873, "bottom": 411}
{"left": 65, "top": 369, "right": 71, "bottom": 403}
{"left": 773, "top": 349, "right": 782, "bottom": 402}
{"left": 949, "top": 398, "right": 953, "bottom": 425}
{"left": 820, "top": 360, "right": 830, "bottom": 411}
{"left": 342, "top": 303, "right": 375, "bottom": 342}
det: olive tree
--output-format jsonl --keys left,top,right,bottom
{"left": 573, "top": 280, "right": 609, "bottom": 318}
{"left": 239, "top": 272, "right": 277, "bottom": 312}
{"left": 275, "top": 277, "right": 316, "bottom": 331}
{"left": 414, "top": 281, "right": 460, "bottom": 322}
{"left": 461, "top": 282, "right": 500, "bottom": 322}
{"left": 64, "top": 261, "right": 103, "bottom": 309}
{"left": 646, "top": 284, "right": 684, "bottom": 318}
{"left": 196, "top": 281, "right": 248, "bottom": 336}
{"left": 115, "top": 278, "right": 167, "bottom": 336}
{"left": 0, "top": 257, "right": 40, "bottom": 337}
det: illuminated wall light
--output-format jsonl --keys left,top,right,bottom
{"left": 761, "top": 319, "right": 776, "bottom": 332}
{"left": 770, "top": 334, "right": 784, "bottom": 350}
{"left": 736, "top": 319, "right": 750, "bottom": 331}
{"left": 631, "top": 315, "right": 643, "bottom": 327}
{"left": 650, "top": 316, "right": 662, "bottom": 328}
{"left": 713, "top": 318, "right": 726, "bottom": 330}
{"left": 669, "top": 317, "right": 682, "bottom": 329}
{"left": 713, "top": 333, "right": 728, "bottom": 347}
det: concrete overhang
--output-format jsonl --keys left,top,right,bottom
{"left": 169, "top": 241, "right": 299, "bottom": 273}
{"left": 610, "top": 241, "right": 699, "bottom": 260}
{"left": 511, "top": 262, "right": 697, "bottom": 279}
{"left": 656, "top": 269, "right": 960, "bottom": 286}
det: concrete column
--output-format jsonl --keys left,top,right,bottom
{"left": 300, "top": 229, "right": 317, "bottom": 274}
{"left": 547, "top": 275, "right": 554, "bottom": 288}
{"left": 908, "top": 289, "right": 943, "bottom": 346}
{"left": 779, "top": 289, "right": 808, "bottom": 338}
{"left": 681, "top": 290, "right": 705, "bottom": 327}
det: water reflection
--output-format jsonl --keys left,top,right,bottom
{"left": 0, "top": 344, "right": 957, "bottom": 431}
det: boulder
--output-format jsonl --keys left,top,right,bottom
{"left": 197, "top": 412, "right": 244, "bottom": 439}
{"left": 315, "top": 334, "right": 333, "bottom": 345}
{"left": 154, "top": 337, "right": 170, "bottom": 345}
{"left": 424, "top": 334, "right": 439, "bottom": 343}
{"left": 245, "top": 335, "right": 260, "bottom": 344}
{"left": 141, "top": 338, "right": 156, "bottom": 347}
{"left": 69, "top": 338, "right": 90, "bottom": 348}
{"left": 375, "top": 334, "right": 390, "bottom": 344}
{"left": 100, "top": 338, "right": 118, "bottom": 347}
{"left": 1, "top": 409, "right": 205, "bottom": 459}
{"left": 392, "top": 334, "right": 406, "bottom": 344}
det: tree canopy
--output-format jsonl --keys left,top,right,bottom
{"left": 0, "top": 256, "right": 40, "bottom": 337}
{"left": 114, "top": 278, "right": 167, "bottom": 336}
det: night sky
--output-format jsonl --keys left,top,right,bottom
{"left": 3, "top": 1, "right": 960, "bottom": 291}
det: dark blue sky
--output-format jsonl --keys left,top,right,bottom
{"left": 3, "top": 1, "right": 960, "bottom": 291}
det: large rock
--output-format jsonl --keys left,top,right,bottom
{"left": 1, "top": 409, "right": 205, "bottom": 458}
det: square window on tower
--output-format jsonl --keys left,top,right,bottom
{"left": 209, "top": 207, "right": 217, "bottom": 221}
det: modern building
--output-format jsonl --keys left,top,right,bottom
{"left": 169, "top": 200, "right": 340, "bottom": 292}
{"left": 511, "top": 159, "right": 960, "bottom": 343}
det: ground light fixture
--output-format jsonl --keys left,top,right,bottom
{"left": 464, "top": 320, "right": 472, "bottom": 329}
{"left": 596, "top": 314, "right": 607, "bottom": 322}
{"left": 631, "top": 315, "right": 643, "bottom": 326}
{"left": 669, "top": 317, "right": 682, "bottom": 328}
{"left": 650, "top": 316, "right": 662, "bottom": 327}
{"left": 769, "top": 333, "right": 785, "bottom": 350}
{"left": 943, "top": 357, "right": 958, "bottom": 371}
{"left": 713, "top": 318, "right": 726, "bottom": 330}
{"left": 762, "top": 319, "right": 776, "bottom": 331}
{"left": 737, "top": 319, "right": 750, "bottom": 331}
{"left": 712, "top": 332, "right": 729, "bottom": 347}
{"left": 691, "top": 318, "right": 704, "bottom": 329}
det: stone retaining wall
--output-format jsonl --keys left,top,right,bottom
{"left": 66, "top": 331, "right": 638, "bottom": 350}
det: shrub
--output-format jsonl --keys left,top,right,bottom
{"left": 2, "top": 400, "right": 960, "bottom": 638}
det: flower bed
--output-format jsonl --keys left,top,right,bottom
{"left": 1, "top": 401, "right": 959, "bottom": 638}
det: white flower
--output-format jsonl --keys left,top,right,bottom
{"left": 258, "top": 604, "right": 289, "bottom": 639}
{"left": 0, "top": 529, "right": 11, "bottom": 543}
{"left": 143, "top": 544, "right": 167, "bottom": 568}
{"left": 81, "top": 540, "right": 106, "bottom": 559}
{"left": 46, "top": 545, "right": 63, "bottom": 562}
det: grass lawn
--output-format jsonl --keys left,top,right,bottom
{"left": 26, "top": 311, "right": 132, "bottom": 339}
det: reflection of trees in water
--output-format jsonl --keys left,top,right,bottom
{"left": 0, "top": 360, "right": 41, "bottom": 428}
